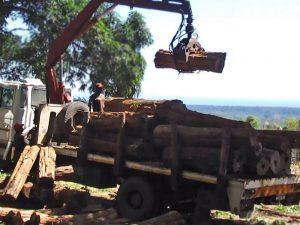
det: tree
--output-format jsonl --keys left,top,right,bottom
{"left": 0, "top": 0, "right": 153, "bottom": 97}
{"left": 245, "top": 115, "right": 260, "bottom": 129}
{"left": 283, "top": 117, "right": 300, "bottom": 131}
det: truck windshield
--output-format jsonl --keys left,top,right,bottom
{"left": 0, "top": 87, "right": 14, "bottom": 109}
{"left": 31, "top": 88, "right": 46, "bottom": 107}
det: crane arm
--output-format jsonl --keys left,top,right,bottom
{"left": 46, "top": 0, "right": 194, "bottom": 104}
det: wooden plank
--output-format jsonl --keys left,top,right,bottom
{"left": 38, "top": 146, "right": 56, "bottom": 188}
{"left": 2, "top": 145, "right": 40, "bottom": 200}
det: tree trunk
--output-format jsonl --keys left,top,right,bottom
{"left": 163, "top": 146, "right": 220, "bottom": 174}
{"left": 154, "top": 49, "right": 226, "bottom": 74}
{"left": 2, "top": 145, "right": 40, "bottom": 200}
{"left": 104, "top": 98, "right": 166, "bottom": 114}
{"left": 155, "top": 102, "right": 250, "bottom": 129}
{"left": 38, "top": 147, "right": 56, "bottom": 188}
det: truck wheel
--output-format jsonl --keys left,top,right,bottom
{"left": 117, "top": 177, "right": 155, "bottom": 221}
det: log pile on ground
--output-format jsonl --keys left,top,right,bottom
{"left": 80, "top": 98, "right": 298, "bottom": 178}
{"left": 0, "top": 207, "right": 186, "bottom": 225}
{"left": 0, "top": 145, "right": 64, "bottom": 207}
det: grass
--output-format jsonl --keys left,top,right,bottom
{"left": 55, "top": 180, "right": 116, "bottom": 199}
{"left": 274, "top": 204, "right": 300, "bottom": 215}
{"left": 0, "top": 171, "right": 8, "bottom": 179}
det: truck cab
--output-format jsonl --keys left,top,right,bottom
{"left": 0, "top": 79, "right": 47, "bottom": 160}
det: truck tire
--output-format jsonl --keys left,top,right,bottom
{"left": 117, "top": 177, "right": 155, "bottom": 221}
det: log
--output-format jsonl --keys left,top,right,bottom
{"left": 232, "top": 150, "right": 246, "bottom": 174}
{"left": 257, "top": 134, "right": 291, "bottom": 152}
{"left": 254, "top": 157, "right": 270, "bottom": 176}
{"left": 55, "top": 166, "right": 75, "bottom": 181}
{"left": 88, "top": 112, "right": 125, "bottom": 132}
{"left": 2, "top": 145, "right": 40, "bottom": 200}
{"left": 154, "top": 49, "right": 226, "bottom": 73}
{"left": 163, "top": 146, "right": 220, "bottom": 174}
{"left": 84, "top": 137, "right": 157, "bottom": 161}
{"left": 104, "top": 98, "right": 166, "bottom": 114}
{"left": 38, "top": 146, "right": 56, "bottom": 188}
{"left": 155, "top": 100, "right": 250, "bottom": 128}
{"left": 138, "top": 211, "right": 186, "bottom": 225}
{"left": 257, "top": 130, "right": 300, "bottom": 148}
{"left": 154, "top": 125, "right": 253, "bottom": 145}
{"left": 262, "top": 148, "right": 281, "bottom": 175}
{"left": 0, "top": 208, "right": 118, "bottom": 225}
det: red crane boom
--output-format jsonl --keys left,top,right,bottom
{"left": 45, "top": 0, "right": 194, "bottom": 104}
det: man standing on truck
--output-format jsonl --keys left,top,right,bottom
{"left": 88, "top": 82, "right": 105, "bottom": 113}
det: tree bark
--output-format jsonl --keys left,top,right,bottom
{"left": 2, "top": 145, "right": 40, "bottom": 200}
{"left": 55, "top": 165, "right": 75, "bottom": 181}
{"left": 154, "top": 49, "right": 226, "bottom": 74}
{"left": 38, "top": 146, "right": 56, "bottom": 188}
{"left": 163, "top": 146, "right": 221, "bottom": 174}
{"left": 104, "top": 98, "right": 166, "bottom": 114}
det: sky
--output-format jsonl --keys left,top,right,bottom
{"left": 6, "top": 0, "right": 300, "bottom": 107}
{"left": 115, "top": 0, "right": 300, "bottom": 106}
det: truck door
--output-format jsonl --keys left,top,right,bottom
{"left": 0, "top": 86, "right": 15, "bottom": 150}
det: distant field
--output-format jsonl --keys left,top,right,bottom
{"left": 188, "top": 105, "right": 300, "bottom": 123}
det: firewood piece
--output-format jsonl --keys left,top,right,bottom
{"left": 2, "top": 145, "right": 40, "bottom": 200}
{"left": 138, "top": 210, "right": 186, "bottom": 225}
{"left": 3, "top": 211, "right": 24, "bottom": 225}
{"left": 26, "top": 212, "right": 40, "bottom": 225}
{"left": 0, "top": 175, "right": 10, "bottom": 189}
{"left": 38, "top": 146, "right": 56, "bottom": 188}
{"left": 154, "top": 49, "right": 226, "bottom": 73}
{"left": 55, "top": 166, "right": 75, "bottom": 181}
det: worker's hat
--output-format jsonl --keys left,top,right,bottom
{"left": 95, "top": 83, "right": 104, "bottom": 88}
{"left": 14, "top": 123, "right": 24, "bottom": 131}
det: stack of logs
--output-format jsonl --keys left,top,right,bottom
{"left": 80, "top": 97, "right": 299, "bottom": 178}
{"left": 1, "top": 146, "right": 57, "bottom": 205}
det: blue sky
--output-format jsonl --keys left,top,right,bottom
{"left": 6, "top": 0, "right": 300, "bottom": 107}
{"left": 115, "top": 0, "right": 300, "bottom": 106}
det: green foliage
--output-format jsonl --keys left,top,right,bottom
{"left": 283, "top": 117, "right": 300, "bottom": 131}
{"left": 246, "top": 115, "right": 261, "bottom": 129}
{"left": 0, "top": 0, "right": 153, "bottom": 97}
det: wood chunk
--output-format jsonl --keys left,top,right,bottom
{"left": 104, "top": 98, "right": 166, "bottom": 114}
{"left": 38, "top": 146, "right": 56, "bottom": 188}
{"left": 55, "top": 165, "right": 75, "bottom": 181}
{"left": 2, "top": 145, "right": 40, "bottom": 200}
